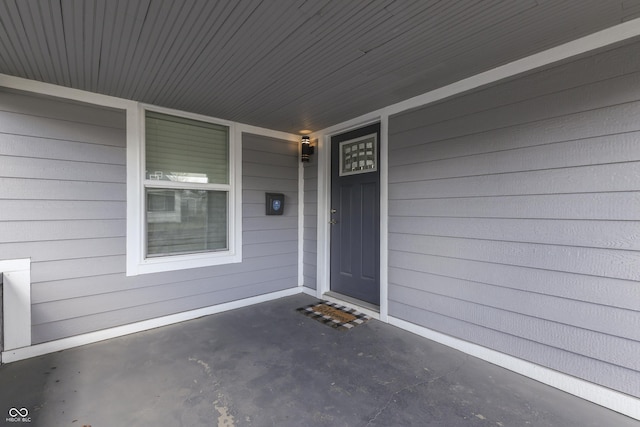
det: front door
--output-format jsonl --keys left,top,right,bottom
{"left": 330, "top": 123, "right": 380, "bottom": 305}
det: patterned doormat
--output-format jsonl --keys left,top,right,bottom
{"left": 296, "top": 301, "right": 371, "bottom": 330}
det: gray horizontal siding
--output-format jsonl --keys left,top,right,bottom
{"left": 389, "top": 39, "right": 640, "bottom": 138}
{"left": 389, "top": 266, "right": 640, "bottom": 338}
{"left": 31, "top": 254, "right": 296, "bottom": 304}
{"left": 33, "top": 266, "right": 298, "bottom": 325}
{"left": 390, "top": 300, "right": 640, "bottom": 397}
{"left": 387, "top": 40, "right": 640, "bottom": 398}
{"left": 389, "top": 234, "right": 639, "bottom": 281}
{"left": 38, "top": 279, "right": 293, "bottom": 341}
{"left": 0, "top": 200, "right": 125, "bottom": 221}
{"left": 302, "top": 153, "right": 318, "bottom": 290}
{"left": 389, "top": 193, "right": 640, "bottom": 220}
{"left": 0, "top": 88, "right": 299, "bottom": 344}
{"left": 389, "top": 217, "right": 640, "bottom": 250}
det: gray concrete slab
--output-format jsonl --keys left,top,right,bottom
{"left": 0, "top": 293, "right": 638, "bottom": 426}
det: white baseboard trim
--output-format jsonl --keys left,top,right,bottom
{"left": 388, "top": 316, "right": 640, "bottom": 421}
{"left": 301, "top": 286, "right": 317, "bottom": 297}
{"left": 1, "top": 287, "right": 302, "bottom": 364}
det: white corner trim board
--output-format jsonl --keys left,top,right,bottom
{"left": 389, "top": 316, "right": 640, "bottom": 421}
{"left": 1, "top": 258, "right": 31, "bottom": 352}
{"left": 298, "top": 139, "right": 305, "bottom": 288}
{"left": 1, "top": 287, "right": 301, "bottom": 364}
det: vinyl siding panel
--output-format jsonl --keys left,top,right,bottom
{"left": 387, "top": 41, "right": 640, "bottom": 398}
{"left": 0, "top": 88, "right": 299, "bottom": 344}
{"left": 389, "top": 252, "right": 639, "bottom": 311}
{"left": 389, "top": 217, "right": 640, "bottom": 250}
{"left": 389, "top": 193, "right": 640, "bottom": 220}
{"left": 0, "top": 200, "right": 126, "bottom": 221}
{"left": 303, "top": 152, "right": 318, "bottom": 290}
{"left": 389, "top": 300, "right": 640, "bottom": 396}
{"left": 389, "top": 39, "right": 640, "bottom": 140}
{"left": 30, "top": 253, "right": 296, "bottom": 306}
{"left": 37, "top": 279, "right": 293, "bottom": 341}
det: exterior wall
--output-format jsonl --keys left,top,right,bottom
{"left": 302, "top": 148, "right": 318, "bottom": 290}
{"left": 387, "top": 40, "right": 640, "bottom": 398}
{"left": 0, "top": 88, "right": 298, "bottom": 345}
{"left": 0, "top": 273, "right": 3, "bottom": 351}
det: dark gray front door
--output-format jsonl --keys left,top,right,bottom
{"left": 330, "top": 123, "right": 380, "bottom": 305}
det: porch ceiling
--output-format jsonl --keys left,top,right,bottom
{"left": 0, "top": 1, "right": 637, "bottom": 134}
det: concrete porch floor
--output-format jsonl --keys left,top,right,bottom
{"left": 0, "top": 293, "right": 637, "bottom": 427}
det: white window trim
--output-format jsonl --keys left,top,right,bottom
{"left": 126, "top": 104, "right": 242, "bottom": 276}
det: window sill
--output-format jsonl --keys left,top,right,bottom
{"left": 127, "top": 250, "right": 242, "bottom": 276}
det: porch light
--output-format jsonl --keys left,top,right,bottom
{"left": 301, "top": 135, "right": 314, "bottom": 162}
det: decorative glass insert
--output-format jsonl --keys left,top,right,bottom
{"left": 339, "top": 133, "right": 377, "bottom": 176}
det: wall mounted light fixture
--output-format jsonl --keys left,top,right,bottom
{"left": 301, "top": 135, "right": 314, "bottom": 162}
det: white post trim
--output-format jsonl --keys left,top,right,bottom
{"left": 298, "top": 138, "right": 305, "bottom": 287}
{"left": 1, "top": 258, "right": 31, "bottom": 351}
{"left": 378, "top": 115, "right": 389, "bottom": 322}
{"left": 315, "top": 131, "right": 331, "bottom": 299}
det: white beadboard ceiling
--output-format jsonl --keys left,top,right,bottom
{"left": 0, "top": 0, "right": 638, "bottom": 134}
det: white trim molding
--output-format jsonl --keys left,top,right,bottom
{"left": 389, "top": 316, "right": 640, "bottom": 421}
{"left": 1, "top": 287, "right": 302, "bottom": 364}
{"left": 312, "top": 116, "right": 385, "bottom": 305}
{"left": 0, "top": 73, "right": 136, "bottom": 110}
{"left": 126, "top": 104, "right": 243, "bottom": 276}
{"left": 378, "top": 115, "right": 389, "bottom": 323}
{"left": 384, "top": 17, "right": 640, "bottom": 118}
{"left": 298, "top": 140, "right": 305, "bottom": 288}
{"left": 301, "top": 286, "right": 316, "bottom": 297}
{"left": 1, "top": 258, "right": 31, "bottom": 352}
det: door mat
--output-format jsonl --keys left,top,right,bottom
{"left": 296, "top": 301, "right": 371, "bottom": 330}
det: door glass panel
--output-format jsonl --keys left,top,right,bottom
{"left": 339, "top": 133, "right": 377, "bottom": 176}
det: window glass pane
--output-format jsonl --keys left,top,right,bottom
{"left": 145, "top": 111, "right": 229, "bottom": 184}
{"left": 146, "top": 189, "right": 228, "bottom": 257}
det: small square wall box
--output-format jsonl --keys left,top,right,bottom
{"left": 266, "top": 193, "right": 285, "bottom": 215}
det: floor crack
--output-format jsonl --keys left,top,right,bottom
{"left": 364, "top": 356, "right": 469, "bottom": 427}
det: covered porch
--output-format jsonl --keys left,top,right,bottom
{"left": 1, "top": 1, "right": 639, "bottom": 424}
{"left": 0, "top": 293, "right": 636, "bottom": 426}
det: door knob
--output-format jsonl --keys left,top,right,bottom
{"left": 329, "top": 219, "right": 337, "bottom": 225}
{"left": 330, "top": 209, "right": 337, "bottom": 213}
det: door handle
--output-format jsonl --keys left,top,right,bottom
{"left": 329, "top": 219, "right": 337, "bottom": 225}
{"left": 330, "top": 209, "right": 337, "bottom": 213}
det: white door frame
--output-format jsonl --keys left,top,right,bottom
{"left": 315, "top": 115, "right": 389, "bottom": 322}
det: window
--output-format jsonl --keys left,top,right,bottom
{"left": 127, "top": 107, "right": 241, "bottom": 276}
